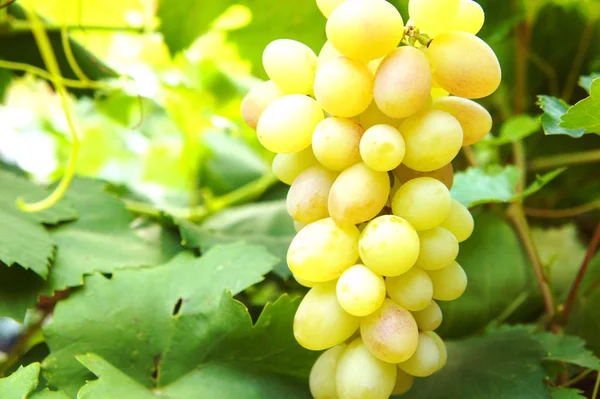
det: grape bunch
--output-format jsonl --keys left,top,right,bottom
{"left": 241, "top": 0, "right": 500, "bottom": 397}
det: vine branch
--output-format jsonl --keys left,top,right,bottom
{"left": 524, "top": 200, "right": 600, "bottom": 219}
{"left": 529, "top": 150, "right": 600, "bottom": 172}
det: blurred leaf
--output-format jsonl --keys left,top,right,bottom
{"left": 0, "top": 264, "right": 46, "bottom": 322}
{"left": 570, "top": 254, "right": 600, "bottom": 357}
{"left": 560, "top": 79, "right": 600, "bottom": 134}
{"left": 0, "top": 363, "right": 40, "bottom": 399}
{"left": 580, "top": 73, "right": 600, "bottom": 94}
{"left": 534, "top": 333, "right": 600, "bottom": 370}
{"left": 549, "top": 388, "right": 586, "bottom": 399}
{"left": 0, "top": 69, "right": 11, "bottom": 101}
{"left": 538, "top": 95, "right": 586, "bottom": 137}
{"left": 30, "top": 389, "right": 72, "bottom": 399}
{"left": 486, "top": 115, "right": 542, "bottom": 145}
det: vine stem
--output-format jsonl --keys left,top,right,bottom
{"left": 524, "top": 200, "right": 600, "bottom": 219}
{"left": 593, "top": 372, "right": 600, "bottom": 399}
{"left": 560, "top": 368, "right": 594, "bottom": 388}
{"left": 6, "top": 21, "right": 146, "bottom": 34}
{"left": 0, "top": 59, "right": 110, "bottom": 89}
{"left": 529, "top": 150, "right": 600, "bottom": 172}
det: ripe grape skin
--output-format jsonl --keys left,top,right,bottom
{"left": 310, "top": 344, "right": 347, "bottom": 399}
{"left": 392, "top": 369, "right": 414, "bottom": 396}
{"left": 386, "top": 267, "right": 434, "bottom": 311}
{"left": 293, "top": 274, "right": 317, "bottom": 288}
{"left": 262, "top": 39, "right": 317, "bottom": 95}
{"left": 359, "top": 101, "right": 403, "bottom": 130}
{"left": 448, "top": 0, "right": 485, "bottom": 35}
{"left": 360, "top": 299, "right": 420, "bottom": 363}
{"left": 294, "top": 281, "right": 360, "bottom": 350}
{"left": 394, "top": 163, "right": 454, "bottom": 190}
{"left": 314, "top": 57, "right": 373, "bottom": 117}
{"left": 316, "top": 0, "right": 345, "bottom": 18}
{"left": 257, "top": 95, "right": 324, "bottom": 154}
{"left": 336, "top": 264, "right": 386, "bottom": 316}
{"left": 327, "top": 0, "right": 404, "bottom": 61}
{"left": 287, "top": 218, "right": 360, "bottom": 282}
{"left": 312, "top": 117, "right": 363, "bottom": 171}
{"left": 293, "top": 220, "right": 308, "bottom": 232}
{"left": 359, "top": 215, "right": 420, "bottom": 276}
{"left": 415, "top": 227, "right": 460, "bottom": 271}
{"left": 432, "top": 96, "right": 493, "bottom": 146}
{"left": 409, "top": 0, "right": 460, "bottom": 35}
{"left": 317, "top": 40, "right": 344, "bottom": 68}
{"left": 425, "top": 331, "right": 448, "bottom": 370}
{"left": 360, "top": 124, "right": 406, "bottom": 172}
{"left": 427, "top": 31, "right": 501, "bottom": 99}
{"left": 398, "top": 332, "right": 441, "bottom": 377}
{"left": 328, "top": 163, "right": 390, "bottom": 226}
{"left": 441, "top": 199, "right": 475, "bottom": 242}
{"left": 272, "top": 147, "right": 318, "bottom": 185}
{"left": 374, "top": 46, "right": 432, "bottom": 119}
{"left": 240, "top": 80, "right": 284, "bottom": 130}
{"left": 412, "top": 301, "right": 443, "bottom": 331}
{"left": 286, "top": 166, "right": 337, "bottom": 223}
{"left": 427, "top": 261, "right": 468, "bottom": 301}
{"left": 391, "top": 177, "right": 452, "bottom": 231}
{"left": 399, "top": 109, "right": 463, "bottom": 172}
{"left": 336, "top": 338, "right": 397, "bottom": 399}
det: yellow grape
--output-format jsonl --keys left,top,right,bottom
{"left": 374, "top": 46, "right": 432, "bottom": 119}
{"left": 312, "top": 117, "right": 363, "bottom": 171}
{"left": 314, "top": 57, "right": 373, "bottom": 117}
{"left": 310, "top": 344, "right": 347, "bottom": 399}
{"left": 358, "top": 101, "right": 403, "bottom": 130}
{"left": 286, "top": 166, "right": 337, "bottom": 223}
{"left": 432, "top": 96, "right": 492, "bottom": 146}
{"left": 359, "top": 215, "right": 420, "bottom": 276}
{"left": 412, "top": 301, "right": 443, "bottom": 331}
{"left": 427, "top": 261, "right": 468, "bottom": 301}
{"left": 257, "top": 95, "right": 324, "bottom": 154}
{"left": 327, "top": 0, "right": 404, "bottom": 61}
{"left": 390, "top": 177, "right": 402, "bottom": 204}
{"left": 448, "top": 0, "right": 485, "bottom": 35}
{"left": 316, "top": 0, "right": 345, "bottom": 18}
{"left": 440, "top": 199, "right": 475, "bottom": 242}
{"left": 425, "top": 331, "right": 448, "bottom": 370}
{"left": 393, "top": 163, "right": 454, "bottom": 190}
{"left": 272, "top": 147, "right": 319, "bottom": 185}
{"left": 328, "top": 163, "right": 390, "bottom": 226}
{"left": 415, "top": 227, "right": 459, "bottom": 271}
{"left": 336, "top": 264, "right": 386, "bottom": 316}
{"left": 391, "top": 177, "right": 452, "bottom": 231}
{"left": 293, "top": 220, "right": 308, "bottom": 232}
{"left": 241, "top": 80, "right": 284, "bottom": 130}
{"left": 409, "top": 0, "right": 460, "bottom": 34}
{"left": 262, "top": 39, "right": 317, "bottom": 95}
{"left": 294, "top": 274, "right": 317, "bottom": 288}
{"left": 427, "top": 31, "right": 501, "bottom": 99}
{"left": 318, "top": 40, "right": 344, "bottom": 68}
{"left": 398, "top": 332, "right": 441, "bottom": 377}
{"left": 294, "top": 281, "right": 360, "bottom": 350}
{"left": 392, "top": 369, "right": 415, "bottom": 396}
{"left": 336, "top": 338, "right": 397, "bottom": 399}
{"left": 287, "top": 218, "right": 360, "bottom": 282}
{"left": 385, "top": 268, "right": 433, "bottom": 311}
{"left": 360, "top": 124, "right": 406, "bottom": 172}
{"left": 399, "top": 109, "right": 463, "bottom": 172}
{"left": 367, "top": 57, "right": 384, "bottom": 75}
{"left": 431, "top": 87, "right": 449, "bottom": 100}
{"left": 360, "top": 299, "right": 420, "bottom": 363}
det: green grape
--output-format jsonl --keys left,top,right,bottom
{"left": 390, "top": 177, "right": 402, "bottom": 204}
{"left": 315, "top": 57, "right": 373, "bottom": 117}
{"left": 427, "top": 31, "right": 501, "bottom": 99}
{"left": 241, "top": 80, "right": 284, "bottom": 130}
{"left": 329, "top": 163, "right": 390, "bottom": 226}
{"left": 358, "top": 101, "right": 403, "bottom": 130}
{"left": 272, "top": 147, "right": 319, "bottom": 185}
{"left": 360, "top": 299, "right": 419, "bottom": 363}
{"left": 393, "top": 163, "right": 454, "bottom": 190}
{"left": 336, "top": 338, "right": 397, "bottom": 399}
{"left": 432, "top": 96, "right": 492, "bottom": 146}
{"left": 257, "top": 95, "right": 324, "bottom": 154}
{"left": 448, "top": 0, "right": 485, "bottom": 35}
{"left": 373, "top": 46, "right": 432, "bottom": 119}
{"left": 286, "top": 166, "right": 337, "bottom": 223}
{"left": 327, "top": 0, "right": 404, "bottom": 61}
{"left": 399, "top": 109, "right": 463, "bottom": 172}
{"left": 411, "top": 301, "right": 443, "bottom": 331}
{"left": 440, "top": 199, "right": 475, "bottom": 242}
{"left": 385, "top": 267, "right": 433, "bottom": 311}
{"left": 310, "top": 344, "right": 347, "bottom": 399}
{"left": 359, "top": 125, "right": 406, "bottom": 172}
{"left": 398, "top": 332, "right": 441, "bottom": 377}
{"left": 318, "top": 40, "right": 344, "bottom": 68}
{"left": 295, "top": 281, "right": 360, "bottom": 350}
{"left": 316, "top": 0, "right": 345, "bottom": 18}
{"left": 391, "top": 177, "right": 451, "bottom": 231}
{"left": 414, "top": 227, "right": 459, "bottom": 271}
{"left": 336, "top": 264, "right": 386, "bottom": 316}
{"left": 312, "top": 117, "right": 363, "bottom": 171}
{"left": 359, "top": 215, "right": 420, "bottom": 276}
{"left": 392, "top": 369, "right": 415, "bottom": 396}
{"left": 367, "top": 57, "right": 384, "bottom": 75}
{"left": 288, "top": 218, "right": 360, "bottom": 282}
{"left": 431, "top": 86, "right": 449, "bottom": 100}
{"left": 425, "top": 331, "right": 448, "bottom": 370}
{"left": 294, "top": 274, "right": 317, "bottom": 288}
{"left": 427, "top": 261, "right": 468, "bottom": 301}
{"left": 293, "top": 220, "right": 308, "bottom": 232}
{"left": 408, "top": 0, "right": 460, "bottom": 34}
{"left": 262, "top": 39, "right": 317, "bottom": 95}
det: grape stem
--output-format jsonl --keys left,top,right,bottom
{"left": 402, "top": 25, "right": 432, "bottom": 47}
{"left": 524, "top": 200, "right": 600, "bottom": 219}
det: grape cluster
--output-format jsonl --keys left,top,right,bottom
{"left": 241, "top": 0, "right": 500, "bottom": 397}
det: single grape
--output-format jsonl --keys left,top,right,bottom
{"left": 328, "top": 163, "right": 390, "bottom": 226}
{"left": 336, "top": 264, "right": 386, "bottom": 316}
{"left": 314, "top": 57, "right": 373, "bottom": 117}
{"left": 294, "top": 281, "right": 360, "bottom": 350}
{"left": 317, "top": 40, "right": 344, "bottom": 68}
{"left": 398, "top": 332, "right": 441, "bottom": 377}
{"left": 316, "top": 0, "right": 345, "bottom": 18}
{"left": 257, "top": 95, "right": 324, "bottom": 154}
{"left": 358, "top": 101, "right": 403, "bottom": 130}
{"left": 427, "top": 261, "right": 468, "bottom": 301}
{"left": 425, "top": 331, "right": 448, "bottom": 370}
{"left": 286, "top": 166, "right": 337, "bottom": 223}
{"left": 415, "top": 227, "right": 459, "bottom": 270}
{"left": 441, "top": 199, "right": 475, "bottom": 242}
{"left": 399, "top": 109, "right": 463, "bottom": 172}
{"left": 408, "top": 0, "right": 460, "bottom": 34}
{"left": 432, "top": 96, "right": 493, "bottom": 146}
{"left": 312, "top": 117, "right": 363, "bottom": 171}
{"left": 336, "top": 338, "right": 397, "bottom": 399}
{"left": 293, "top": 274, "right": 317, "bottom": 288}
{"left": 327, "top": 0, "right": 404, "bottom": 61}
{"left": 393, "top": 163, "right": 454, "bottom": 190}
{"left": 412, "top": 301, "right": 443, "bottom": 331}
{"left": 391, "top": 177, "right": 452, "bottom": 231}
{"left": 272, "top": 147, "right": 319, "bottom": 185}
{"left": 392, "top": 369, "right": 415, "bottom": 396}
{"left": 374, "top": 46, "right": 432, "bottom": 119}
{"left": 360, "top": 298, "right": 420, "bottom": 363}
{"left": 262, "top": 39, "right": 317, "bottom": 95}
{"left": 241, "top": 80, "right": 284, "bottom": 130}
{"left": 386, "top": 267, "right": 433, "bottom": 311}
{"left": 448, "top": 0, "right": 485, "bottom": 35}
{"left": 359, "top": 215, "right": 420, "bottom": 276}
{"left": 287, "top": 218, "right": 360, "bottom": 282}
{"left": 310, "top": 344, "right": 347, "bottom": 399}
{"left": 360, "top": 125, "right": 405, "bottom": 172}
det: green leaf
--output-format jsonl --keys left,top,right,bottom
{"left": 179, "top": 200, "right": 294, "bottom": 277}
{"left": 538, "top": 96, "right": 586, "bottom": 138}
{"left": 549, "top": 387, "right": 586, "bottom": 399}
{"left": 0, "top": 264, "right": 46, "bottom": 322}
{"left": 30, "top": 389, "right": 72, "bottom": 399}
{"left": 0, "top": 363, "right": 40, "bottom": 399}
{"left": 42, "top": 243, "right": 279, "bottom": 396}
{"left": 534, "top": 333, "right": 600, "bottom": 371}
{"left": 486, "top": 115, "right": 542, "bottom": 145}
{"left": 560, "top": 79, "right": 600, "bottom": 134}
{"left": 580, "top": 74, "right": 600, "bottom": 94}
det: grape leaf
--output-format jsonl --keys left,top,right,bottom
{"left": 42, "top": 243, "right": 280, "bottom": 396}
{"left": 560, "top": 79, "right": 600, "bottom": 134}
{"left": 0, "top": 363, "right": 40, "bottom": 399}
{"left": 0, "top": 264, "right": 46, "bottom": 322}
{"left": 534, "top": 333, "right": 600, "bottom": 371}
{"left": 538, "top": 95, "right": 586, "bottom": 138}
{"left": 580, "top": 74, "right": 600, "bottom": 94}
{"left": 549, "top": 388, "right": 586, "bottom": 399}
{"left": 486, "top": 115, "right": 542, "bottom": 145}
{"left": 30, "top": 389, "right": 72, "bottom": 399}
